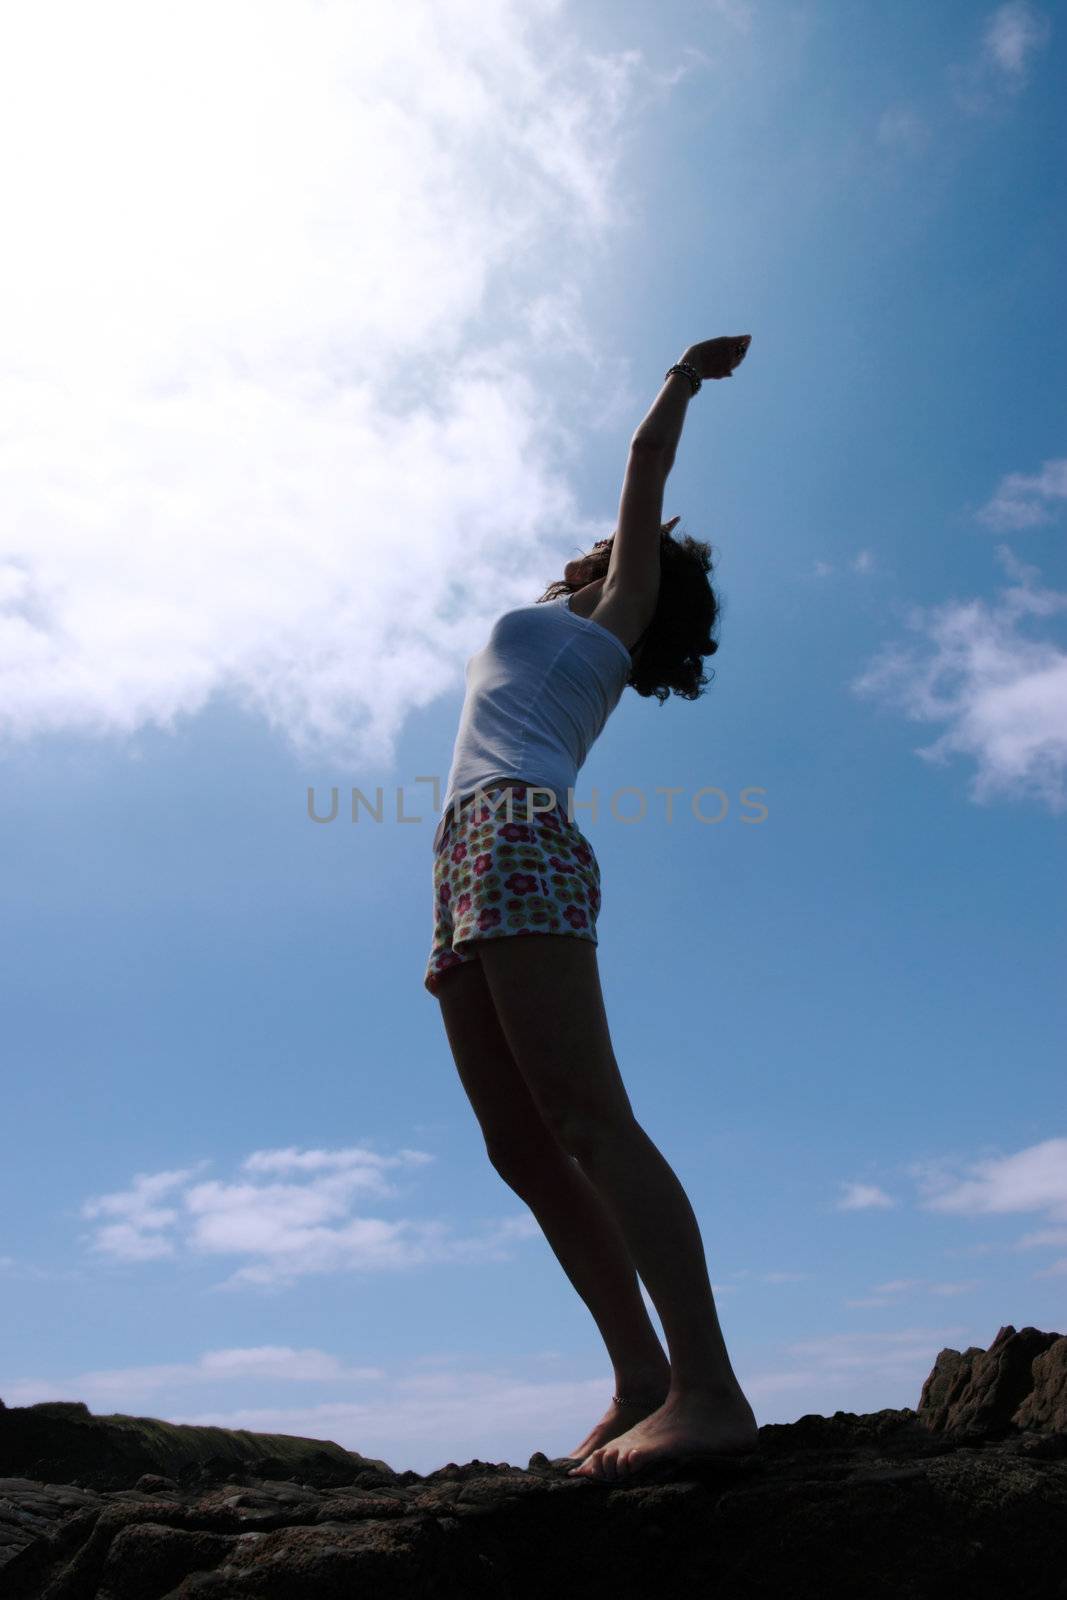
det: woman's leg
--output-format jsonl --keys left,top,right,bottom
{"left": 477, "top": 933, "right": 753, "bottom": 1409}
{"left": 436, "top": 958, "right": 670, "bottom": 1400}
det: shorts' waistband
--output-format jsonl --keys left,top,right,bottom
{"left": 433, "top": 780, "right": 568, "bottom": 852}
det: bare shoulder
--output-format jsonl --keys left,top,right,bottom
{"left": 586, "top": 579, "right": 658, "bottom": 653}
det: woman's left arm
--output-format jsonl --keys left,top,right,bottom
{"left": 634, "top": 335, "right": 752, "bottom": 469}
{"left": 631, "top": 356, "right": 699, "bottom": 462}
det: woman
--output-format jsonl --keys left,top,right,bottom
{"left": 425, "top": 335, "right": 758, "bottom": 1485}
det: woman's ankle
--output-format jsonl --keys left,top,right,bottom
{"left": 666, "top": 1375, "right": 751, "bottom": 1407}
{"left": 614, "top": 1362, "right": 671, "bottom": 1399}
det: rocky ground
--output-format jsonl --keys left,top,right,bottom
{"left": 1, "top": 1324, "right": 1064, "bottom": 1599}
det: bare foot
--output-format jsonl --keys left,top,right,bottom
{"left": 568, "top": 1389, "right": 759, "bottom": 1482}
{"left": 564, "top": 1383, "right": 670, "bottom": 1464}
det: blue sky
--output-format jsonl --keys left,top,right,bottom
{"left": 1, "top": 0, "right": 1064, "bottom": 1476}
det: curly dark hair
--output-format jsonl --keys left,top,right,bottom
{"left": 536, "top": 523, "right": 722, "bottom": 704}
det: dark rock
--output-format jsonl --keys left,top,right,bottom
{"left": 135, "top": 1474, "right": 182, "bottom": 1494}
{"left": 1015, "top": 1334, "right": 1067, "bottom": 1432}
{"left": 915, "top": 1324, "right": 1065, "bottom": 1436}
{"left": 0, "top": 1399, "right": 396, "bottom": 1492}
{"left": 1, "top": 1325, "right": 1065, "bottom": 1599}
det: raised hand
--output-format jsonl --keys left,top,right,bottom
{"left": 682, "top": 334, "right": 752, "bottom": 381}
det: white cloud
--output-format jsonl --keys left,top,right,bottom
{"left": 0, "top": 0, "right": 667, "bottom": 770}
{"left": 910, "top": 1137, "right": 1067, "bottom": 1223}
{"left": 783, "top": 1325, "right": 969, "bottom": 1382}
{"left": 80, "top": 1165, "right": 208, "bottom": 1260}
{"left": 851, "top": 546, "right": 1067, "bottom": 813}
{"left": 949, "top": 2, "right": 1052, "bottom": 112}
{"left": 853, "top": 1278, "right": 983, "bottom": 1301}
{"left": 5, "top": 1347, "right": 386, "bottom": 1406}
{"left": 79, "top": 1144, "right": 541, "bottom": 1287}
{"left": 982, "top": 1, "right": 1053, "bottom": 79}
{"left": 837, "top": 1182, "right": 896, "bottom": 1210}
{"left": 647, "top": 44, "right": 715, "bottom": 91}
{"left": 975, "top": 456, "right": 1067, "bottom": 531}
{"left": 84, "top": 1225, "right": 178, "bottom": 1264}
{"left": 242, "top": 1146, "right": 434, "bottom": 1178}
{"left": 810, "top": 554, "right": 874, "bottom": 578}
{"left": 1016, "top": 1226, "right": 1067, "bottom": 1248}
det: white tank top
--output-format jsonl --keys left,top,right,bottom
{"left": 432, "top": 592, "right": 633, "bottom": 852}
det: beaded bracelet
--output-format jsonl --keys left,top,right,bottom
{"left": 664, "top": 360, "right": 701, "bottom": 395}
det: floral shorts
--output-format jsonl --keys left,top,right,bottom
{"left": 424, "top": 782, "right": 601, "bottom": 996}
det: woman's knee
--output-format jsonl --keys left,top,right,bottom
{"left": 478, "top": 935, "right": 637, "bottom": 1146}
{"left": 486, "top": 1122, "right": 572, "bottom": 1186}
